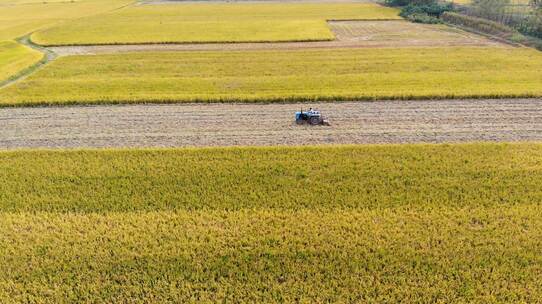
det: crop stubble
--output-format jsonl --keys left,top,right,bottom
{"left": 1, "top": 99, "right": 542, "bottom": 149}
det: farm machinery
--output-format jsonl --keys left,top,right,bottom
{"left": 295, "top": 108, "right": 330, "bottom": 126}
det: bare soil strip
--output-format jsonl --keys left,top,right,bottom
{"left": 49, "top": 21, "right": 505, "bottom": 56}
{"left": 1, "top": 99, "right": 541, "bottom": 149}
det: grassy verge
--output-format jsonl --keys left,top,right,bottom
{"left": 1, "top": 143, "right": 542, "bottom": 302}
{"left": 30, "top": 3, "right": 400, "bottom": 46}
{"left": 1, "top": 47, "right": 542, "bottom": 106}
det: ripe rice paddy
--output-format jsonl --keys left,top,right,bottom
{"left": 1, "top": 143, "right": 542, "bottom": 302}
{"left": 2, "top": 143, "right": 542, "bottom": 212}
{"left": 3, "top": 0, "right": 541, "bottom": 301}
{"left": 30, "top": 3, "right": 401, "bottom": 45}
{"left": 0, "top": 40, "right": 43, "bottom": 84}
{"left": 0, "top": 0, "right": 132, "bottom": 41}
{"left": 1, "top": 47, "right": 541, "bottom": 106}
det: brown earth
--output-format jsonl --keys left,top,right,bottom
{"left": 48, "top": 20, "right": 506, "bottom": 56}
{"left": 1, "top": 99, "right": 541, "bottom": 149}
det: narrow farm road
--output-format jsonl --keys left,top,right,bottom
{"left": 1, "top": 99, "right": 542, "bottom": 149}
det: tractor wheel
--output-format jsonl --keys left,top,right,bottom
{"left": 309, "top": 116, "right": 320, "bottom": 125}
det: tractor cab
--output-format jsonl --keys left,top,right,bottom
{"left": 295, "top": 108, "right": 329, "bottom": 125}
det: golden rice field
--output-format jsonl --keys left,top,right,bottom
{"left": 2, "top": 144, "right": 542, "bottom": 212}
{"left": 1, "top": 143, "right": 542, "bottom": 302}
{"left": 1, "top": 0, "right": 81, "bottom": 4}
{"left": 0, "top": 0, "right": 132, "bottom": 41}
{"left": 30, "top": 3, "right": 400, "bottom": 45}
{"left": 0, "top": 40, "right": 42, "bottom": 83}
{"left": 2, "top": 0, "right": 541, "bottom": 301}
{"left": 1, "top": 47, "right": 541, "bottom": 106}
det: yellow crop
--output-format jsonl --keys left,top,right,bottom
{"left": 1, "top": 143, "right": 542, "bottom": 212}
{"left": 1, "top": 0, "right": 81, "bottom": 3}
{"left": 30, "top": 3, "right": 400, "bottom": 45}
{"left": 0, "top": 0, "right": 133, "bottom": 41}
{"left": 2, "top": 47, "right": 541, "bottom": 106}
{"left": 1, "top": 143, "right": 542, "bottom": 302}
{"left": 0, "top": 40, "right": 43, "bottom": 83}
{"left": 0, "top": 0, "right": 133, "bottom": 86}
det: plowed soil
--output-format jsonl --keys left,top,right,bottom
{"left": 2, "top": 99, "right": 541, "bottom": 149}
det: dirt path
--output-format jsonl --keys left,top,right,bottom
{"left": 48, "top": 21, "right": 505, "bottom": 56}
{"left": 1, "top": 99, "right": 541, "bottom": 149}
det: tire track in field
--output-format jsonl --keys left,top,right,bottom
{"left": 1, "top": 99, "right": 542, "bottom": 149}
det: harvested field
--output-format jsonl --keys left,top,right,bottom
{"left": 328, "top": 20, "right": 502, "bottom": 46}
{"left": 50, "top": 20, "right": 504, "bottom": 56}
{"left": 1, "top": 99, "right": 542, "bottom": 149}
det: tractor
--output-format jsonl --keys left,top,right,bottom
{"left": 295, "top": 108, "right": 329, "bottom": 126}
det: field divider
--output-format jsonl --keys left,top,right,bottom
{"left": 32, "top": 38, "right": 339, "bottom": 48}
{"left": 0, "top": 35, "right": 58, "bottom": 89}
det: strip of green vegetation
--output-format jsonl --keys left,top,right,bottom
{"left": 1, "top": 47, "right": 541, "bottom": 106}
{"left": 31, "top": 3, "right": 400, "bottom": 45}
{"left": 1, "top": 143, "right": 542, "bottom": 302}
{"left": 1, "top": 143, "right": 542, "bottom": 212}
{"left": 0, "top": 40, "right": 43, "bottom": 84}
